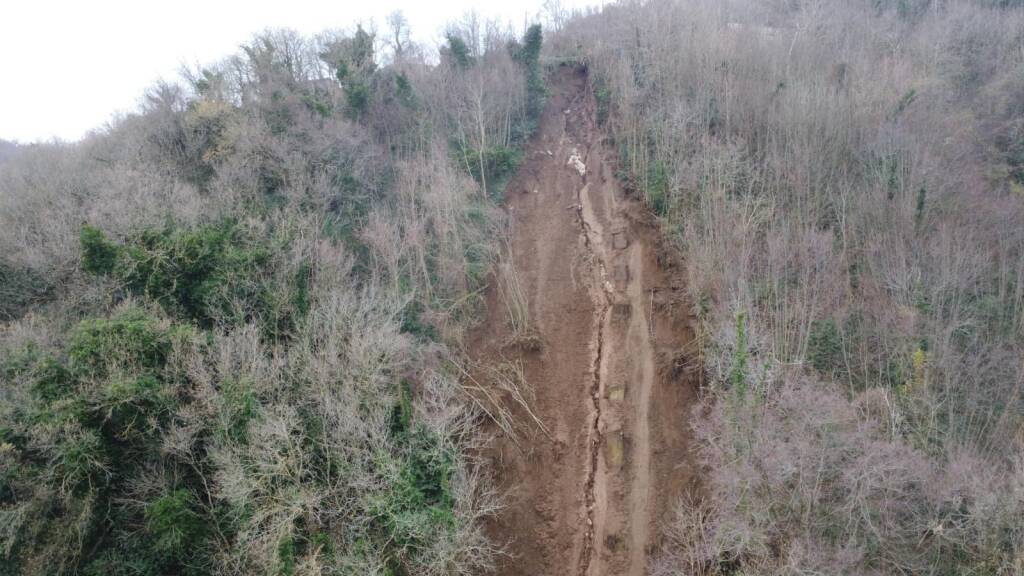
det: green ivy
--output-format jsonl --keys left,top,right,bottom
{"left": 79, "top": 221, "right": 310, "bottom": 339}
{"left": 808, "top": 318, "right": 844, "bottom": 376}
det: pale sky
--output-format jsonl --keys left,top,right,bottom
{"left": 0, "top": 0, "right": 602, "bottom": 143}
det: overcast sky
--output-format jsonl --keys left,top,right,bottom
{"left": 0, "top": 0, "right": 602, "bottom": 143}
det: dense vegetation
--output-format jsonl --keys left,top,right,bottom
{"left": 0, "top": 16, "right": 544, "bottom": 575}
{"left": 5, "top": 1, "right": 1024, "bottom": 574}
{"left": 556, "top": 0, "right": 1024, "bottom": 573}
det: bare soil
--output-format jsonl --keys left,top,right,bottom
{"left": 466, "top": 66, "right": 700, "bottom": 576}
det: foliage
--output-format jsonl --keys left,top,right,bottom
{"left": 656, "top": 378, "right": 1024, "bottom": 576}
{"left": 568, "top": 0, "right": 1024, "bottom": 572}
{"left": 807, "top": 318, "right": 844, "bottom": 377}
{"left": 69, "top": 308, "right": 178, "bottom": 377}
{"left": 80, "top": 220, "right": 309, "bottom": 339}
{"left": 443, "top": 33, "right": 473, "bottom": 69}
{"left": 514, "top": 24, "right": 546, "bottom": 121}
{"left": 369, "top": 422, "right": 457, "bottom": 571}
{"left": 316, "top": 25, "right": 377, "bottom": 119}
{"left": 400, "top": 300, "right": 440, "bottom": 341}
{"left": 454, "top": 143, "right": 522, "bottom": 197}
{"left": 0, "top": 13, "right": 517, "bottom": 575}
{"left": 144, "top": 489, "right": 206, "bottom": 560}
{"left": 0, "top": 259, "right": 53, "bottom": 322}
{"left": 594, "top": 84, "right": 611, "bottom": 126}
{"left": 646, "top": 159, "right": 670, "bottom": 216}
{"left": 0, "top": 306, "right": 207, "bottom": 574}
{"left": 80, "top": 225, "right": 120, "bottom": 276}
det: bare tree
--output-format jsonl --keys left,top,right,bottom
{"left": 385, "top": 10, "right": 410, "bottom": 61}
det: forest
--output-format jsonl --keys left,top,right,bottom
{"left": 2, "top": 1, "right": 1023, "bottom": 575}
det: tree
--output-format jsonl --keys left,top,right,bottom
{"left": 517, "top": 24, "right": 545, "bottom": 121}
{"left": 386, "top": 11, "right": 411, "bottom": 60}
{"left": 320, "top": 25, "right": 377, "bottom": 118}
{"left": 442, "top": 32, "right": 473, "bottom": 69}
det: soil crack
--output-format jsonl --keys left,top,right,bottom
{"left": 465, "top": 66, "right": 698, "bottom": 576}
{"left": 575, "top": 174, "right": 614, "bottom": 576}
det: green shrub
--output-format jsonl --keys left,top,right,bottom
{"left": 55, "top": 428, "right": 109, "bottom": 493}
{"left": 290, "top": 261, "right": 312, "bottom": 320}
{"left": 28, "top": 395, "right": 86, "bottom": 430}
{"left": 729, "top": 312, "right": 748, "bottom": 398}
{"left": 69, "top": 308, "right": 174, "bottom": 378}
{"left": 101, "top": 374, "right": 170, "bottom": 441}
{"left": 345, "top": 80, "right": 371, "bottom": 118}
{"left": 145, "top": 489, "right": 205, "bottom": 559}
{"left": 309, "top": 532, "right": 335, "bottom": 564}
{"left": 646, "top": 159, "right": 670, "bottom": 216}
{"left": 1006, "top": 128, "right": 1024, "bottom": 186}
{"left": 390, "top": 380, "right": 413, "bottom": 437}
{"left": 0, "top": 304, "right": 213, "bottom": 574}
{"left": 218, "top": 377, "right": 259, "bottom": 443}
{"left": 463, "top": 241, "right": 492, "bottom": 289}
{"left": 518, "top": 25, "right": 545, "bottom": 121}
{"left": 302, "top": 91, "right": 333, "bottom": 118}
{"left": 455, "top": 144, "right": 522, "bottom": 196}
{"left": 276, "top": 535, "right": 297, "bottom": 576}
{"left": 82, "top": 551, "right": 159, "bottom": 576}
{"left": 914, "top": 185, "right": 927, "bottom": 229}
{"left": 443, "top": 34, "right": 473, "bottom": 69}
{"left": 0, "top": 345, "right": 39, "bottom": 384}
{"left": 79, "top": 221, "right": 310, "bottom": 338}
{"left": 807, "top": 318, "right": 844, "bottom": 376}
{"left": 29, "top": 355, "right": 75, "bottom": 402}
{"left": 595, "top": 86, "right": 611, "bottom": 126}
{"left": 80, "top": 225, "right": 121, "bottom": 276}
{"left": 394, "top": 73, "right": 416, "bottom": 108}
{"left": 403, "top": 426, "right": 454, "bottom": 507}
{"left": 0, "top": 259, "right": 53, "bottom": 321}
{"left": 399, "top": 301, "right": 438, "bottom": 341}
{"left": 121, "top": 221, "right": 266, "bottom": 322}
{"left": 369, "top": 424, "right": 457, "bottom": 569}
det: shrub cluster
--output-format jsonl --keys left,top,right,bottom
{"left": 0, "top": 14, "right": 535, "bottom": 575}
{"left": 1, "top": 306, "right": 196, "bottom": 574}
{"left": 80, "top": 220, "right": 309, "bottom": 339}
{"left": 560, "top": 0, "right": 1024, "bottom": 572}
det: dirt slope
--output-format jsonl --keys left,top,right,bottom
{"left": 467, "top": 66, "right": 700, "bottom": 576}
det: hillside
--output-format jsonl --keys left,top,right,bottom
{"left": 2, "top": 1, "right": 1024, "bottom": 575}
{"left": 0, "top": 21, "right": 538, "bottom": 576}
{"left": 558, "top": 1, "right": 1024, "bottom": 574}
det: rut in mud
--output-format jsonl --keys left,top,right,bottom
{"left": 467, "top": 66, "right": 700, "bottom": 576}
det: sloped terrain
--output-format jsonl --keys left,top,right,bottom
{"left": 467, "top": 65, "right": 700, "bottom": 576}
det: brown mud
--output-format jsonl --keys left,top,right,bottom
{"left": 466, "top": 65, "right": 700, "bottom": 576}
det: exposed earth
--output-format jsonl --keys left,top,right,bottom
{"left": 466, "top": 65, "right": 701, "bottom": 576}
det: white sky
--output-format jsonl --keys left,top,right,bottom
{"left": 0, "top": 0, "right": 602, "bottom": 143}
